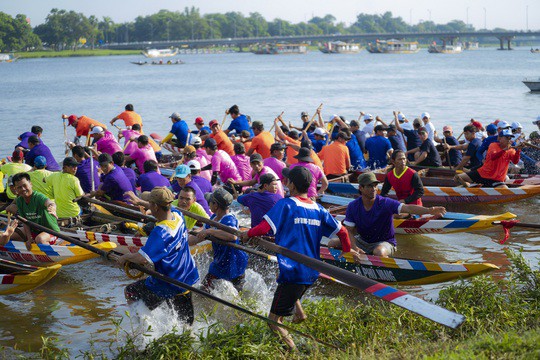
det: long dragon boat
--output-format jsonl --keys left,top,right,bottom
{"left": 321, "top": 194, "right": 516, "bottom": 234}
{"left": 0, "top": 259, "right": 61, "bottom": 295}
{"left": 319, "top": 247, "right": 498, "bottom": 285}
{"left": 326, "top": 183, "right": 540, "bottom": 205}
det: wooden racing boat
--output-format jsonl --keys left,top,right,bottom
{"left": 321, "top": 195, "right": 517, "bottom": 234}
{"left": 319, "top": 247, "right": 498, "bottom": 285}
{"left": 326, "top": 183, "right": 540, "bottom": 205}
{"left": 0, "top": 241, "right": 116, "bottom": 266}
{"left": 0, "top": 259, "right": 61, "bottom": 295}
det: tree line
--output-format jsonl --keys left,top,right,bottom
{"left": 1, "top": 7, "right": 502, "bottom": 52}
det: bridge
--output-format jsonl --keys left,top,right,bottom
{"left": 104, "top": 31, "right": 540, "bottom": 51}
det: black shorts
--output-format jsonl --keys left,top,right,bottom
{"left": 125, "top": 280, "right": 194, "bottom": 325}
{"left": 270, "top": 283, "right": 310, "bottom": 317}
{"left": 466, "top": 169, "right": 498, "bottom": 187}
{"left": 201, "top": 273, "right": 245, "bottom": 293}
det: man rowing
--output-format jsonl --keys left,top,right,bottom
{"left": 62, "top": 114, "right": 108, "bottom": 145}
{"left": 117, "top": 187, "right": 199, "bottom": 324}
{"left": 380, "top": 150, "right": 424, "bottom": 206}
{"left": 71, "top": 146, "right": 100, "bottom": 193}
{"left": 91, "top": 126, "right": 122, "bottom": 155}
{"left": 228, "top": 154, "right": 284, "bottom": 197}
{"left": 89, "top": 153, "right": 133, "bottom": 202}
{"left": 246, "top": 121, "right": 274, "bottom": 158}
{"left": 110, "top": 104, "right": 142, "bottom": 128}
{"left": 328, "top": 172, "right": 445, "bottom": 257}
{"left": 241, "top": 166, "right": 353, "bottom": 351}
{"left": 26, "top": 136, "right": 61, "bottom": 171}
{"left": 224, "top": 104, "right": 253, "bottom": 137}
{"left": 409, "top": 127, "right": 442, "bottom": 167}
{"left": 444, "top": 124, "right": 482, "bottom": 171}
{"left": 160, "top": 112, "right": 190, "bottom": 148}
{"left": 237, "top": 173, "right": 282, "bottom": 229}
{"left": 45, "top": 157, "right": 84, "bottom": 218}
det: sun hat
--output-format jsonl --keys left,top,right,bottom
{"left": 357, "top": 172, "right": 380, "bottom": 186}
{"left": 173, "top": 164, "right": 191, "bottom": 178}
{"left": 147, "top": 187, "right": 175, "bottom": 207}
{"left": 293, "top": 147, "right": 314, "bottom": 162}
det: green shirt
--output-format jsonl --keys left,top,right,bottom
{"left": 171, "top": 200, "right": 209, "bottom": 230}
{"left": 16, "top": 191, "right": 60, "bottom": 232}
{"left": 1, "top": 163, "right": 32, "bottom": 199}
{"left": 46, "top": 172, "right": 84, "bottom": 218}
{"left": 28, "top": 169, "right": 53, "bottom": 199}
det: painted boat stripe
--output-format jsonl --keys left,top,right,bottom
{"left": 409, "top": 260, "right": 428, "bottom": 271}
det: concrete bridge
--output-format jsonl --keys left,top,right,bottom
{"left": 105, "top": 31, "right": 540, "bottom": 51}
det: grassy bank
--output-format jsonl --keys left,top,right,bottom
{"left": 15, "top": 49, "right": 142, "bottom": 59}
{"left": 25, "top": 250, "right": 540, "bottom": 359}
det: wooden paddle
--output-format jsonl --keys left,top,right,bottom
{"left": 303, "top": 103, "right": 324, "bottom": 132}
{"left": 221, "top": 109, "right": 229, "bottom": 127}
{"left": 442, "top": 138, "right": 453, "bottom": 170}
{"left": 174, "top": 207, "right": 466, "bottom": 329}
{"left": 268, "top": 111, "right": 285, "bottom": 133}
{"left": 523, "top": 141, "right": 540, "bottom": 151}
{"left": 326, "top": 120, "right": 336, "bottom": 146}
{"left": 75, "top": 197, "right": 155, "bottom": 223}
{"left": 456, "top": 131, "right": 464, "bottom": 141}
{"left": 16, "top": 215, "right": 338, "bottom": 350}
{"left": 63, "top": 118, "right": 70, "bottom": 156}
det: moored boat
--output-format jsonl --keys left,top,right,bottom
{"left": 319, "top": 247, "right": 498, "bottom": 285}
{"left": 326, "top": 183, "right": 540, "bottom": 205}
{"left": 0, "top": 241, "right": 116, "bottom": 266}
{"left": 142, "top": 48, "right": 178, "bottom": 58}
{"left": 428, "top": 44, "right": 463, "bottom": 54}
{"left": 531, "top": 48, "right": 540, "bottom": 54}
{"left": 523, "top": 77, "right": 540, "bottom": 92}
{"left": 319, "top": 41, "right": 361, "bottom": 54}
{"left": 254, "top": 43, "right": 308, "bottom": 55}
{"left": 367, "top": 39, "right": 419, "bottom": 54}
{"left": 0, "top": 53, "right": 18, "bottom": 62}
{"left": 464, "top": 42, "right": 479, "bottom": 50}
{"left": 0, "top": 259, "right": 61, "bottom": 295}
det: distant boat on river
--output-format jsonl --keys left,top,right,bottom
{"left": 367, "top": 39, "right": 419, "bottom": 54}
{"left": 464, "top": 42, "right": 479, "bottom": 50}
{"left": 319, "top": 41, "right": 362, "bottom": 54}
{"left": 254, "top": 43, "right": 308, "bottom": 55}
{"left": 142, "top": 48, "right": 178, "bottom": 58}
{"left": 523, "top": 77, "right": 540, "bottom": 92}
{"left": 428, "top": 43, "right": 463, "bottom": 54}
{"left": 0, "top": 53, "right": 18, "bottom": 62}
{"left": 531, "top": 48, "right": 540, "bottom": 54}
{"left": 131, "top": 60, "right": 184, "bottom": 66}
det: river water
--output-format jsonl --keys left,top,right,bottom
{"left": 0, "top": 48, "right": 539, "bottom": 356}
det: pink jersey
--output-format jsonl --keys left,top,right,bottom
{"left": 130, "top": 144, "right": 158, "bottom": 174}
{"left": 290, "top": 162, "right": 323, "bottom": 198}
{"left": 231, "top": 154, "right": 252, "bottom": 181}
{"left": 96, "top": 131, "right": 122, "bottom": 155}
{"left": 195, "top": 154, "right": 212, "bottom": 181}
{"left": 263, "top": 157, "right": 286, "bottom": 180}
{"left": 196, "top": 148, "right": 211, "bottom": 163}
{"left": 211, "top": 150, "right": 241, "bottom": 183}
{"left": 122, "top": 129, "right": 141, "bottom": 155}
{"left": 254, "top": 166, "right": 284, "bottom": 197}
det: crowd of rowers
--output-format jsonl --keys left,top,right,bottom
{"left": 1, "top": 103, "right": 539, "bottom": 349}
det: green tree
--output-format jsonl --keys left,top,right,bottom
{"left": 0, "top": 12, "right": 41, "bottom": 52}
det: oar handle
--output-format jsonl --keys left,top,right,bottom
{"left": 76, "top": 196, "right": 156, "bottom": 223}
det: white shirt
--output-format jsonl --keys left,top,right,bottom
{"left": 425, "top": 122, "right": 436, "bottom": 145}
{"left": 362, "top": 122, "right": 375, "bottom": 137}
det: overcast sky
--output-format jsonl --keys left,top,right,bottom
{"left": 3, "top": 0, "right": 538, "bottom": 30}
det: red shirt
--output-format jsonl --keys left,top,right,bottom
{"left": 386, "top": 167, "right": 422, "bottom": 205}
{"left": 477, "top": 143, "right": 520, "bottom": 181}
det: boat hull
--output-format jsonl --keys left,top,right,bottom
{"left": 0, "top": 260, "right": 61, "bottom": 295}
{"left": 523, "top": 81, "right": 540, "bottom": 92}
{"left": 319, "top": 247, "right": 498, "bottom": 285}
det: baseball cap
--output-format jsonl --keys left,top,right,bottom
{"left": 417, "top": 127, "right": 428, "bottom": 134}
{"left": 209, "top": 120, "right": 219, "bottom": 128}
{"left": 374, "top": 125, "right": 387, "bottom": 133}
{"left": 443, "top": 125, "right": 453, "bottom": 132}
{"left": 90, "top": 126, "right": 104, "bottom": 135}
{"left": 421, "top": 112, "right": 430, "bottom": 119}
{"left": 497, "top": 121, "right": 511, "bottom": 129}
{"left": 313, "top": 127, "right": 326, "bottom": 136}
{"left": 387, "top": 124, "right": 397, "bottom": 132}
{"left": 169, "top": 112, "right": 181, "bottom": 120}
{"left": 357, "top": 172, "right": 380, "bottom": 186}
{"left": 183, "top": 145, "right": 196, "bottom": 154}
{"left": 259, "top": 173, "right": 277, "bottom": 187}
{"left": 186, "top": 159, "right": 201, "bottom": 170}
{"left": 270, "top": 143, "right": 286, "bottom": 152}
{"left": 204, "top": 138, "right": 217, "bottom": 148}
{"left": 204, "top": 188, "right": 233, "bottom": 208}
{"left": 194, "top": 117, "right": 204, "bottom": 125}
{"left": 471, "top": 120, "right": 483, "bottom": 129}
{"left": 34, "top": 156, "right": 47, "bottom": 168}
{"left": 413, "top": 118, "right": 423, "bottom": 128}
{"left": 281, "top": 166, "right": 312, "bottom": 190}
{"left": 173, "top": 164, "right": 191, "bottom": 178}
{"left": 397, "top": 113, "right": 406, "bottom": 122}
{"left": 486, "top": 124, "right": 497, "bottom": 134}
{"left": 301, "top": 111, "right": 309, "bottom": 117}
{"left": 249, "top": 153, "right": 263, "bottom": 163}
{"left": 511, "top": 121, "right": 523, "bottom": 130}
{"left": 329, "top": 114, "right": 338, "bottom": 122}
{"left": 499, "top": 129, "right": 513, "bottom": 137}
{"left": 363, "top": 114, "right": 373, "bottom": 121}
{"left": 293, "top": 147, "right": 314, "bottom": 163}
{"left": 68, "top": 115, "right": 78, "bottom": 125}
{"left": 12, "top": 150, "right": 24, "bottom": 160}
{"left": 190, "top": 136, "right": 202, "bottom": 146}
{"left": 148, "top": 187, "right": 175, "bottom": 207}
{"left": 62, "top": 157, "right": 80, "bottom": 167}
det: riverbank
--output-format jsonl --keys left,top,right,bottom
{"left": 15, "top": 49, "right": 141, "bottom": 58}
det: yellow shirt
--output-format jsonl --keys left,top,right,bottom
{"left": 28, "top": 169, "right": 53, "bottom": 199}
{"left": 170, "top": 201, "right": 209, "bottom": 230}
{"left": 46, "top": 172, "right": 84, "bottom": 218}
{"left": 1, "top": 162, "right": 32, "bottom": 199}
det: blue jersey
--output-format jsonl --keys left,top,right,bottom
{"left": 170, "top": 121, "right": 190, "bottom": 147}
{"left": 365, "top": 136, "right": 392, "bottom": 169}
{"left": 466, "top": 138, "right": 483, "bottom": 168}
{"left": 264, "top": 197, "right": 341, "bottom": 285}
{"left": 139, "top": 208, "right": 199, "bottom": 297}
{"left": 477, "top": 135, "right": 498, "bottom": 161}
{"left": 227, "top": 114, "right": 253, "bottom": 137}
{"left": 346, "top": 135, "right": 366, "bottom": 169}
{"left": 205, "top": 214, "right": 248, "bottom": 281}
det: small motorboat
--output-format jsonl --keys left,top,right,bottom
{"left": 523, "top": 77, "right": 540, "bottom": 92}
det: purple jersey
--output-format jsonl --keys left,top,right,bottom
{"left": 100, "top": 165, "right": 134, "bottom": 202}
{"left": 137, "top": 171, "right": 171, "bottom": 192}
{"left": 75, "top": 157, "right": 101, "bottom": 193}
{"left": 237, "top": 191, "right": 282, "bottom": 227}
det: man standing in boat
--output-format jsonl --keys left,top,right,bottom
{"left": 117, "top": 187, "right": 199, "bottom": 324}
{"left": 62, "top": 114, "right": 108, "bottom": 145}
{"left": 110, "top": 104, "right": 143, "bottom": 129}
{"left": 160, "top": 112, "right": 190, "bottom": 148}
{"left": 224, "top": 105, "right": 253, "bottom": 137}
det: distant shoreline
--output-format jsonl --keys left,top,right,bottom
{"left": 14, "top": 49, "right": 142, "bottom": 59}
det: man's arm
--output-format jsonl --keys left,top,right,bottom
{"left": 400, "top": 204, "right": 446, "bottom": 217}
{"left": 454, "top": 155, "right": 471, "bottom": 171}
{"left": 412, "top": 151, "right": 428, "bottom": 164}
{"left": 318, "top": 175, "right": 329, "bottom": 195}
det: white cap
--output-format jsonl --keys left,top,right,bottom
{"left": 421, "top": 112, "right": 430, "bottom": 119}
{"left": 363, "top": 114, "right": 373, "bottom": 121}
{"left": 497, "top": 121, "right": 511, "bottom": 129}
{"left": 329, "top": 114, "right": 338, "bottom": 122}
{"left": 90, "top": 126, "right": 104, "bottom": 135}
{"left": 314, "top": 127, "right": 326, "bottom": 136}
{"left": 397, "top": 113, "right": 406, "bottom": 121}
{"left": 511, "top": 121, "right": 523, "bottom": 130}
{"left": 186, "top": 159, "right": 201, "bottom": 170}
{"left": 190, "top": 136, "right": 202, "bottom": 146}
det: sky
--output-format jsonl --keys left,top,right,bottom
{"left": 2, "top": 0, "right": 538, "bottom": 31}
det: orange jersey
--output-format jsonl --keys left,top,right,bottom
{"left": 477, "top": 142, "right": 520, "bottom": 182}
{"left": 75, "top": 116, "right": 107, "bottom": 137}
{"left": 249, "top": 131, "right": 275, "bottom": 159}
{"left": 318, "top": 141, "right": 350, "bottom": 176}
{"left": 284, "top": 135, "right": 301, "bottom": 165}
{"left": 211, "top": 131, "right": 235, "bottom": 156}
{"left": 311, "top": 150, "right": 323, "bottom": 170}
{"left": 116, "top": 111, "right": 142, "bottom": 127}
